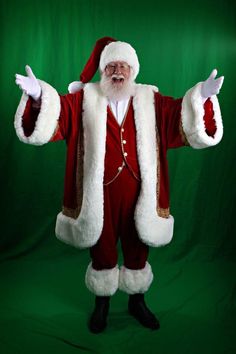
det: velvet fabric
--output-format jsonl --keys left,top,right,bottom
{"left": 21, "top": 90, "right": 215, "bottom": 219}
{"left": 104, "top": 100, "right": 141, "bottom": 185}
{"left": 90, "top": 103, "right": 149, "bottom": 271}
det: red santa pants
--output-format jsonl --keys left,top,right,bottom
{"left": 90, "top": 166, "right": 149, "bottom": 270}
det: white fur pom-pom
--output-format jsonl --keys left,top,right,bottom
{"left": 68, "top": 81, "right": 84, "bottom": 93}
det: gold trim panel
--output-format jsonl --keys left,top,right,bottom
{"left": 62, "top": 206, "right": 79, "bottom": 219}
{"left": 179, "top": 118, "right": 190, "bottom": 146}
{"left": 157, "top": 207, "right": 170, "bottom": 218}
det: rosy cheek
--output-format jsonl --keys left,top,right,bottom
{"left": 125, "top": 71, "right": 131, "bottom": 79}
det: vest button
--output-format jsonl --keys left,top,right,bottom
{"left": 121, "top": 128, "right": 124, "bottom": 132}
{"left": 122, "top": 140, "right": 126, "bottom": 144}
{"left": 118, "top": 166, "right": 122, "bottom": 171}
{"left": 124, "top": 152, "right": 128, "bottom": 157}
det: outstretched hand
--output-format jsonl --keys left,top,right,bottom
{"left": 15, "top": 65, "right": 41, "bottom": 101}
{"left": 201, "top": 69, "right": 224, "bottom": 100}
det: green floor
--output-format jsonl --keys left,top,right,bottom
{"left": 1, "top": 239, "right": 235, "bottom": 354}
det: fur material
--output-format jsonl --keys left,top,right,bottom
{"left": 14, "top": 80, "right": 60, "bottom": 145}
{"left": 181, "top": 82, "right": 223, "bottom": 148}
{"left": 55, "top": 83, "right": 107, "bottom": 248}
{"left": 85, "top": 263, "right": 119, "bottom": 296}
{"left": 99, "top": 41, "right": 140, "bottom": 80}
{"left": 119, "top": 262, "right": 153, "bottom": 294}
{"left": 68, "top": 81, "right": 84, "bottom": 94}
{"left": 133, "top": 84, "right": 174, "bottom": 247}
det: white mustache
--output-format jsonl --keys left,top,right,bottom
{"left": 111, "top": 74, "right": 125, "bottom": 79}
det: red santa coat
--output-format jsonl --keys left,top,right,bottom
{"left": 14, "top": 81, "right": 223, "bottom": 249}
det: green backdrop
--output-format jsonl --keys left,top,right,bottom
{"left": 0, "top": 0, "right": 235, "bottom": 353}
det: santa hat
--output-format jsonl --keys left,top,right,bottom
{"left": 68, "top": 36, "right": 140, "bottom": 93}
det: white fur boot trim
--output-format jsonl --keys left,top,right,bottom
{"left": 85, "top": 263, "right": 119, "bottom": 296}
{"left": 119, "top": 262, "right": 153, "bottom": 294}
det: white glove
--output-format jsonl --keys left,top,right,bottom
{"left": 201, "top": 69, "right": 224, "bottom": 101}
{"left": 15, "top": 65, "right": 41, "bottom": 101}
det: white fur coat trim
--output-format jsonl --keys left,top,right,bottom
{"left": 14, "top": 80, "right": 60, "bottom": 145}
{"left": 133, "top": 84, "right": 174, "bottom": 247}
{"left": 119, "top": 262, "right": 153, "bottom": 294}
{"left": 85, "top": 263, "right": 119, "bottom": 296}
{"left": 181, "top": 82, "right": 223, "bottom": 148}
{"left": 56, "top": 83, "right": 107, "bottom": 248}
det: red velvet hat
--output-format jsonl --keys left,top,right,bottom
{"left": 68, "top": 36, "right": 140, "bottom": 93}
{"left": 80, "top": 36, "right": 116, "bottom": 83}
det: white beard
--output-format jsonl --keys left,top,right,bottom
{"left": 100, "top": 73, "right": 135, "bottom": 101}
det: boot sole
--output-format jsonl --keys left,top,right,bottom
{"left": 128, "top": 307, "right": 160, "bottom": 330}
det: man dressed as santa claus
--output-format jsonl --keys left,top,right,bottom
{"left": 14, "top": 37, "right": 224, "bottom": 333}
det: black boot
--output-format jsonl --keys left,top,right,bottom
{"left": 128, "top": 293, "right": 160, "bottom": 330}
{"left": 89, "top": 296, "right": 110, "bottom": 333}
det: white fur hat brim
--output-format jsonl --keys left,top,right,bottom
{"left": 99, "top": 41, "right": 140, "bottom": 80}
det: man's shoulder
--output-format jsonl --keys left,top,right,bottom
{"left": 135, "top": 83, "right": 159, "bottom": 93}
{"left": 83, "top": 82, "right": 105, "bottom": 97}
{"left": 133, "top": 84, "right": 159, "bottom": 101}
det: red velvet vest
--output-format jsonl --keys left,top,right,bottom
{"left": 104, "top": 100, "right": 140, "bottom": 185}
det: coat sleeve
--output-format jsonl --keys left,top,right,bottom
{"left": 14, "top": 79, "right": 83, "bottom": 145}
{"left": 181, "top": 82, "right": 223, "bottom": 148}
{"left": 155, "top": 82, "right": 223, "bottom": 150}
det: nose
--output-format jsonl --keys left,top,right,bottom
{"left": 114, "top": 65, "right": 121, "bottom": 74}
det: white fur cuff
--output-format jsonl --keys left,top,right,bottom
{"left": 85, "top": 263, "right": 119, "bottom": 296}
{"left": 119, "top": 262, "right": 153, "bottom": 294}
{"left": 181, "top": 82, "right": 223, "bottom": 149}
{"left": 14, "top": 80, "right": 60, "bottom": 145}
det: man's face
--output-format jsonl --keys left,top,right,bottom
{"left": 104, "top": 61, "right": 131, "bottom": 87}
{"left": 100, "top": 60, "right": 134, "bottom": 101}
